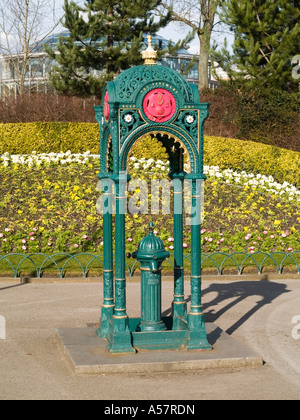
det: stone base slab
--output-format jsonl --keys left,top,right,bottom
{"left": 56, "top": 323, "right": 263, "bottom": 374}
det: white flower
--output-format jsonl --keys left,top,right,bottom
{"left": 203, "top": 164, "right": 300, "bottom": 201}
{"left": 124, "top": 114, "right": 133, "bottom": 123}
{"left": 186, "top": 115, "right": 194, "bottom": 124}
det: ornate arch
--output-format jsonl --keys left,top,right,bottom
{"left": 119, "top": 124, "right": 199, "bottom": 174}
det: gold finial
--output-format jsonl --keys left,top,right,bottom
{"left": 142, "top": 35, "right": 157, "bottom": 65}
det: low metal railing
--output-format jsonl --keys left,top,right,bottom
{"left": 0, "top": 251, "right": 299, "bottom": 279}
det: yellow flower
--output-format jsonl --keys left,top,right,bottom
{"left": 273, "top": 220, "right": 281, "bottom": 226}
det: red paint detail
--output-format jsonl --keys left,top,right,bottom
{"left": 143, "top": 89, "right": 176, "bottom": 122}
{"left": 104, "top": 91, "right": 109, "bottom": 123}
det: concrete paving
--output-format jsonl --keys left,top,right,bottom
{"left": 0, "top": 278, "right": 300, "bottom": 400}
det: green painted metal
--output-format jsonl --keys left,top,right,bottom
{"left": 132, "top": 223, "right": 170, "bottom": 334}
{"left": 96, "top": 177, "right": 114, "bottom": 338}
{"left": 105, "top": 173, "right": 135, "bottom": 354}
{"left": 187, "top": 178, "right": 211, "bottom": 350}
{"left": 94, "top": 46, "right": 213, "bottom": 352}
{"left": 171, "top": 172, "right": 187, "bottom": 326}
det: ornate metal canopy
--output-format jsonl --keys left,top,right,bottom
{"left": 95, "top": 36, "right": 210, "bottom": 177}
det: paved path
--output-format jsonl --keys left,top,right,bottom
{"left": 0, "top": 278, "right": 300, "bottom": 400}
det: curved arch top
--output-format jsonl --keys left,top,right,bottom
{"left": 95, "top": 63, "right": 210, "bottom": 177}
{"left": 113, "top": 65, "right": 197, "bottom": 105}
{"left": 120, "top": 124, "right": 199, "bottom": 174}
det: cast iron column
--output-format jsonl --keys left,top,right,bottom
{"left": 172, "top": 172, "right": 187, "bottom": 328}
{"left": 187, "top": 175, "right": 211, "bottom": 350}
{"left": 107, "top": 173, "right": 135, "bottom": 354}
{"left": 96, "top": 176, "right": 114, "bottom": 338}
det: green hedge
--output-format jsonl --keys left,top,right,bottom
{"left": 0, "top": 122, "right": 100, "bottom": 154}
{"left": 1, "top": 122, "right": 300, "bottom": 186}
{"left": 204, "top": 136, "right": 300, "bottom": 187}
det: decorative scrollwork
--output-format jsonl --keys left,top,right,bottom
{"left": 173, "top": 110, "right": 199, "bottom": 140}
{"left": 120, "top": 109, "right": 145, "bottom": 145}
{"left": 115, "top": 65, "right": 194, "bottom": 103}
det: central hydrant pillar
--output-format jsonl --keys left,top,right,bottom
{"left": 132, "top": 223, "right": 170, "bottom": 333}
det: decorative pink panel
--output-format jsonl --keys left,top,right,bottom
{"left": 104, "top": 91, "right": 109, "bottom": 123}
{"left": 143, "top": 89, "right": 176, "bottom": 122}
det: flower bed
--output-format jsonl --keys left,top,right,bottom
{"left": 1, "top": 123, "right": 300, "bottom": 185}
{"left": 0, "top": 151, "right": 299, "bottom": 258}
{"left": 0, "top": 150, "right": 94, "bottom": 168}
{"left": 204, "top": 166, "right": 300, "bottom": 202}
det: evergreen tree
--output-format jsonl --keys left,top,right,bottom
{"left": 211, "top": 0, "right": 300, "bottom": 91}
{"left": 45, "top": 0, "right": 181, "bottom": 96}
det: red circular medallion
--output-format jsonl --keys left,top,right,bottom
{"left": 143, "top": 89, "right": 176, "bottom": 122}
{"left": 104, "top": 91, "right": 109, "bottom": 123}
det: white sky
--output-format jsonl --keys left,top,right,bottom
{"left": 49, "top": 0, "right": 234, "bottom": 53}
{"left": 0, "top": 0, "right": 233, "bottom": 55}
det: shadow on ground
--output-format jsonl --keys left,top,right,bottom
{"left": 162, "top": 277, "right": 290, "bottom": 338}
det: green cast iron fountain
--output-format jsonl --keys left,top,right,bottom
{"left": 95, "top": 36, "right": 211, "bottom": 353}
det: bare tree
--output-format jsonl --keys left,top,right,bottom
{"left": 0, "top": 0, "right": 63, "bottom": 94}
{"left": 159, "top": 0, "right": 221, "bottom": 89}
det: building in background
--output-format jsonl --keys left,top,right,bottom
{"left": 0, "top": 32, "right": 225, "bottom": 97}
